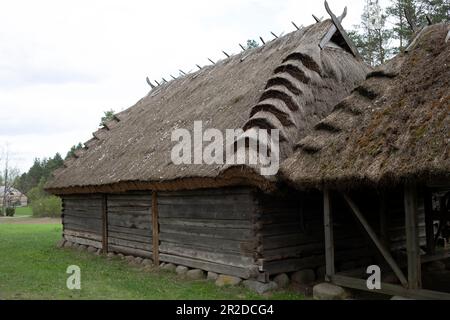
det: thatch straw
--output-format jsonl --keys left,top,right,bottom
{"left": 281, "top": 23, "right": 450, "bottom": 189}
{"left": 46, "top": 20, "right": 369, "bottom": 195}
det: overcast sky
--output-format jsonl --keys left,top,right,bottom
{"left": 0, "top": 0, "right": 370, "bottom": 173}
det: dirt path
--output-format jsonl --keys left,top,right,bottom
{"left": 0, "top": 216, "right": 61, "bottom": 224}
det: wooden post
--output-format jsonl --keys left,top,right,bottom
{"left": 404, "top": 183, "right": 422, "bottom": 289}
{"left": 323, "top": 188, "right": 335, "bottom": 281}
{"left": 102, "top": 194, "right": 108, "bottom": 253}
{"left": 343, "top": 193, "right": 408, "bottom": 287}
{"left": 152, "top": 192, "right": 160, "bottom": 266}
{"left": 423, "top": 188, "right": 435, "bottom": 255}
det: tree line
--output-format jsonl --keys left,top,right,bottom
{"left": 350, "top": 0, "right": 449, "bottom": 66}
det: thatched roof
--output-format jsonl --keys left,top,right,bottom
{"left": 281, "top": 23, "right": 450, "bottom": 189}
{"left": 46, "top": 19, "right": 369, "bottom": 195}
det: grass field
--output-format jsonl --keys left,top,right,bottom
{"left": 0, "top": 223, "right": 304, "bottom": 300}
{"left": 14, "top": 206, "right": 33, "bottom": 217}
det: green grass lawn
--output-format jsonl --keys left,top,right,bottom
{"left": 14, "top": 206, "right": 33, "bottom": 217}
{"left": 0, "top": 223, "right": 304, "bottom": 300}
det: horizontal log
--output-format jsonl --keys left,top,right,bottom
{"left": 158, "top": 204, "right": 254, "bottom": 220}
{"left": 160, "top": 232, "right": 255, "bottom": 253}
{"left": 64, "top": 229, "right": 102, "bottom": 241}
{"left": 108, "top": 237, "right": 152, "bottom": 251}
{"left": 157, "top": 193, "right": 255, "bottom": 206}
{"left": 64, "top": 235, "right": 102, "bottom": 249}
{"left": 159, "top": 253, "right": 254, "bottom": 279}
{"left": 64, "top": 216, "right": 102, "bottom": 231}
{"left": 107, "top": 225, "right": 152, "bottom": 237}
{"left": 159, "top": 224, "right": 253, "bottom": 241}
{"left": 159, "top": 243, "right": 255, "bottom": 268}
{"left": 159, "top": 218, "right": 253, "bottom": 229}
{"left": 108, "top": 245, "right": 153, "bottom": 258}
{"left": 108, "top": 231, "right": 152, "bottom": 244}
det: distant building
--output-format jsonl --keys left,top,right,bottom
{"left": 0, "top": 186, "right": 28, "bottom": 207}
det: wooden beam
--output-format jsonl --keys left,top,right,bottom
{"left": 332, "top": 275, "right": 450, "bottom": 300}
{"left": 321, "top": 1, "right": 362, "bottom": 60}
{"left": 152, "top": 192, "right": 160, "bottom": 266}
{"left": 319, "top": 3, "right": 347, "bottom": 50}
{"left": 343, "top": 193, "right": 408, "bottom": 287}
{"left": 404, "top": 183, "right": 422, "bottom": 289}
{"left": 102, "top": 194, "right": 108, "bottom": 253}
{"left": 424, "top": 187, "right": 435, "bottom": 255}
{"left": 323, "top": 189, "right": 335, "bottom": 281}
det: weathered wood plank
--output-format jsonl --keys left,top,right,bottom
{"left": 108, "top": 231, "right": 152, "bottom": 244}
{"left": 324, "top": 189, "right": 335, "bottom": 281}
{"left": 108, "top": 237, "right": 152, "bottom": 251}
{"left": 160, "top": 224, "right": 253, "bottom": 241}
{"left": 159, "top": 218, "right": 253, "bottom": 229}
{"left": 102, "top": 194, "right": 108, "bottom": 253}
{"left": 332, "top": 275, "right": 450, "bottom": 300}
{"left": 152, "top": 192, "right": 159, "bottom": 266}
{"left": 261, "top": 255, "right": 324, "bottom": 275}
{"left": 107, "top": 225, "right": 152, "bottom": 237}
{"left": 159, "top": 243, "right": 254, "bottom": 267}
{"left": 64, "top": 229, "right": 102, "bottom": 241}
{"left": 158, "top": 204, "right": 254, "bottom": 220}
{"left": 64, "top": 235, "right": 102, "bottom": 249}
{"left": 159, "top": 253, "right": 254, "bottom": 279}
{"left": 108, "top": 245, "right": 153, "bottom": 258}
{"left": 404, "top": 183, "right": 422, "bottom": 289}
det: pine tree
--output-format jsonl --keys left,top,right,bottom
{"left": 351, "top": 0, "right": 394, "bottom": 66}
{"left": 386, "top": 0, "right": 418, "bottom": 52}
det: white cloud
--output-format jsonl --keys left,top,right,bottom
{"left": 0, "top": 0, "right": 365, "bottom": 172}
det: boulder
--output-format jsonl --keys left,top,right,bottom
{"left": 313, "top": 283, "right": 349, "bottom": 300}
{"left": 125, "top": 255, "right": 135, "bottom": 262}
{"left": 78, "top": 245, "right": 87, "bottom": 251}
{"left": 176, "top": 266, "right": 189, "bottom": 275}
{"left": 186, "top": 269, "right": 205, "bottom": 280}
{"left": 134, "top": 257, "right": 143, "bottom": 264}
{"left": 207, "top": 272, "right": 219, "bottom": 281}
{"left": 215, "top": 275, "right": 242, "bottom": 287}
{"left": 56, "top": 239, "right": 66, "bottom": 248}
{"left": 87, "top": 246, "right": 97, "bottom": 253}
{"left": 117, "top": 253, "right": 125, "bottom": 259}
{"left": 243, "top": 280, "right": 278, "bottom": 294}
{"left": 95, "top": 249, "right": 102, "bottom": 256}
{"left": 273, "top": 273, "right": 290, "bottom": 289}
{"left": 107, "top": 252, "right": 116, "bottom": 258}
{"left": 291, "top": 269, "right": 315, "bottom": 285}
{"left": 142, "top": 259, "right": 153, "bottom": 266}
{"left": 162, "top": 263, "right": 176, "bottom": 272}
{"left": 63, "top": 241, "right": 72, "bottom": 248}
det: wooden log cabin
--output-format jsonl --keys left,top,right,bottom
{"left": 281, "top": 23, "right": 450, "bottom": 298}
{"left": 45, "top": 10, "right": 372, "bottom": 282}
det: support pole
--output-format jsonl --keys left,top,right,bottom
{"left": 102, "top": 194, "right": 108, "bottom": 253}
{"left": 423, "top": 187, "right": 435, "bottom": 255}
{"left": 404, "top": 183, "right": 422, "bottom": 289}
{"left": 152, "top": 192, "right": 160, "bottom": 266}
{"left": 343, "top": 193, "right": 408, "bottom": 287}
{"left": 323, "top": 188, "right": 335, "bottom": 281}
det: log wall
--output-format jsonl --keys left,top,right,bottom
{"left": 62, "top": 194, "right": 103, "bottom": 249}
{"left": 107, "top": 192, "right": 153, "bottom": 258}
{"left": 157, "top": 188, "right": 259, "bottom": 279}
